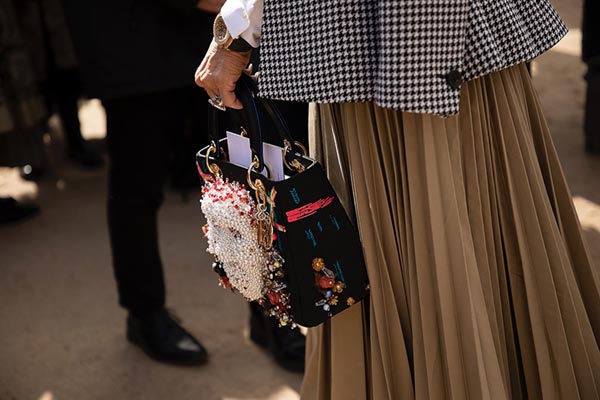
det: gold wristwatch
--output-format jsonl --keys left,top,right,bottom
{"left": 213, "top": 13, "right": 253, "bottom": 52}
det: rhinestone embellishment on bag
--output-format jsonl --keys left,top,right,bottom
{"left": 312, "top": 257, "right": 345, "bottom": 317}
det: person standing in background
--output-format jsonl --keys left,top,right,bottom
{"left": 0, "top": 0, "right": 45, "bottom": 223}
{"left": 24, "top": 0, "right": 104, "bottom": 170}
{"left": 64, "top": 0, "right": 307, "bottom": 371}
{"left": 583, "top": 0, "right": 599, "bottom": 154}
{"left": 62, "top": 0, "right": 220, "bottom": 365}
{"left": 12, "top": 0, "right": 103, "bottom": 181}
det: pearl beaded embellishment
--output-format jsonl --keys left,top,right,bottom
{"left": 200, "top": 176, "right": 295, "bottom": 327}
{"left": 201, "top": 178, "right": 267, "bottom": 301}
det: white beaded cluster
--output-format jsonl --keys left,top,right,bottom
{"left": 200, "top": 178, "right": 269, "bottom": 301}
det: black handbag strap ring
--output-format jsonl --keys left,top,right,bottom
{"left": 204, "top": 141, "right": 222, "bottom": 178}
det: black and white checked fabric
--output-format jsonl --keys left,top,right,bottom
{"left": 258, "top": 0, "right": 567, "bottom": 115}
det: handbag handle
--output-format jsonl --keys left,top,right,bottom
{"left": 208, "top": 74, "right": 305, "bottom": 174}
{"left": 208, "top": 76, "right": 264, "bottom": 171}
{"left": 241, "top": 76, "right": 309, "bottom": 171}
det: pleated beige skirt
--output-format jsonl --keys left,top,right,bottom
{"left": 302, "top": 64, "right": 600, "bottom": 400}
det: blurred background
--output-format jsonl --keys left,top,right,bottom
{"left": 0, "top": 0, "right": 598, "bottom": 399}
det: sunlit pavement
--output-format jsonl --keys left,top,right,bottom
{"left": 0, "top": 1, "right": 598, "bottom": 399}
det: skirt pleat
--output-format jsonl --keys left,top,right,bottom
{"left": 301, "top": 64, "right": 600, "bottom": 399}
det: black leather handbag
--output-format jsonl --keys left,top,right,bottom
{"left": 196, "top": 75, "right": 369, "bottom": 327}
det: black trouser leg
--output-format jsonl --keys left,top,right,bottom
{"left": 41, "top": 67, "right": 84, "bottom": 151}
{"left": 53, "top": 68, "right": 84, "bottom": 152}
{"left": 103, "top": 89, "right": 185, "bottom": 316}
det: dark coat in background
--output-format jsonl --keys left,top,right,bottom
{"left": 62, "top": 0, "right": 213, "bottom": 100}
{"left": 0, "top": 0, "right": 47, "bottom": 167}
{"left": 15, "top": 0, "right": 79, "bottom": 81}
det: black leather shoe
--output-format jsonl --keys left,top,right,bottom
{"left": 126, "top": 308, "right": 208, "bottom": 366}
{"left": 249, "top": 302, "right": 305, "bottom": 373}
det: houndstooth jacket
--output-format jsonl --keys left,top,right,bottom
{"left": 253, "top": 0, "right": 567, "bottom": 115}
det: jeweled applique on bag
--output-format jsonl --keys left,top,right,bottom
{"left": 197, "top": 75, "right": 369, "bottom": 327}
{"left": 199, "top": 173, "right": 294, "bottom": 326}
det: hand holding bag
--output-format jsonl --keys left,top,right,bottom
{"left": 196, "top": 75, "right": 369, "bottom": 327}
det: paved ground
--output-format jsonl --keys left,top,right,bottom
{"left": 0, "top": 1, "right": 598, "bottom": 399}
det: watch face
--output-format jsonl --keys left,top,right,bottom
{"left": 213, "top": 15, "right": 230, "bottom": 45}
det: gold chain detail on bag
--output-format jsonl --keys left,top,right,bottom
{"left": 247, "top": 156, "right": 279, "bottom": 249}
{"left": 254, "top": 181, "right": 274, "bottom": 249}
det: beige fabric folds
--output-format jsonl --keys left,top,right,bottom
{"left": 301, "top": 64, "right": 600, "bottom": 400}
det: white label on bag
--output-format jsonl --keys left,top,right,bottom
{"left": 262, "top": 142, "right": 285, "bottom": 181}
{"left": 226, "top": 131, "right": 252, "bottom": 168}
{"left": 226, "top": 131, "right": 285, "bottom": 182}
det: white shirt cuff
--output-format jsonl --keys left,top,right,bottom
{"left": 220, "top": 0, "right": 263, "bottom": 48}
